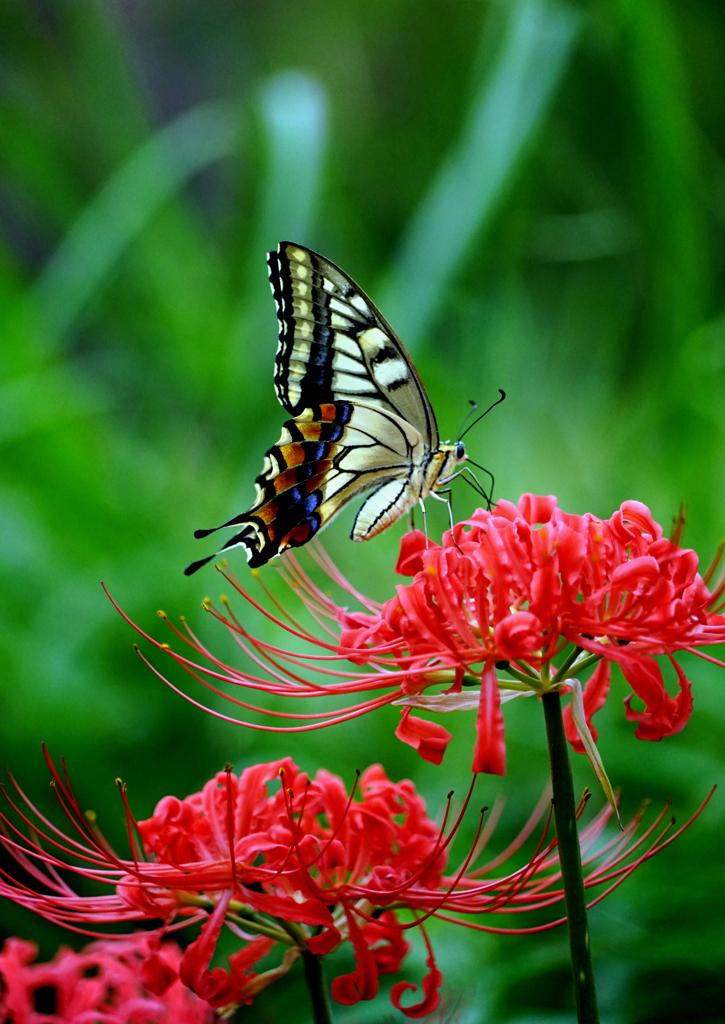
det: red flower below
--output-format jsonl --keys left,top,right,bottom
{"left": 0, "top": 750, "right": 711, "bottom": 1018}
{"left": 0, "top": 933, "right": 212, "bottom": 1023}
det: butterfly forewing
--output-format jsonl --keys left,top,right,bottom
{"left": 269, "top": 242, "right": 438, "bottom": 447}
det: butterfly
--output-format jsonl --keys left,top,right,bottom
{"left": 185, "top": 242, "right": 473, "bottom": 574}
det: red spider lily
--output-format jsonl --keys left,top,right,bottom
{"left": 0, "top": 751, "right": 456, "bottom": 1017}
{"left": 115, "top": 494, "right": 725, "bottom": 778}
{"left": 0, "top": 752, "right": 711, "bottom": 1019}
{"left": 0, "top": 932, "right": 213, "bottom": 1023}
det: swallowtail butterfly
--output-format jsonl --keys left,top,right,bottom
{"left": 185, "top": 242, "right": 469, "bottom": 573}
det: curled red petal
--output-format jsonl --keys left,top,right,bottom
{"left": 610, "top": 555, "right": 660, "bottom": 587}
{"left": 395, "top": 530, "right": 435, "bottom": 576}
{"left": 390, "top": 946, "right": 443, "bottom": 1018}
{"left": 622, "top": 654, "right": 693, "bottom": 740}
{"left": 307, "top": 926, "right": 341, "bottom": 955}
{"left": 395, "top": 708, "right": 451, "bottom": 765}
{"left": 228, "top": 936, "right": 275, "bottom": 978}
{"left": 619, "top": 500, "right": 663, "bottom": 542}
{"left": 362, "top": 912, "right": 411, "bottom": 974}
{"left": 330, "top": 907, "right": 379, "bottom": 1006}
{"left": 179, "top": 892, "right": 241, "bottom": 1008}
{"left": 140, "top": 950, "right": 178, "bottom": 996}
{"left": 515, "top": 493, "right": 558, "bottom": 525}
{"left": 239, "top": 885, "right": 334, "bottom": 928}
{"left": 493, "top": 611, "right": 542, "bottom": 660}
{"left": 472, "top": 663, "right": 506, "bottom": 775}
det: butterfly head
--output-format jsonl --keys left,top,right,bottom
{"left": 432, "top": 442, "right": 468, "bottom": 490}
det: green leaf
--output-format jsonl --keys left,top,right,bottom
{"left": 379, "top": 0, "right": 582, "bottom": 347}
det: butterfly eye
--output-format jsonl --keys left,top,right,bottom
{"left": 456, "top": 442, "right": 466, "bottom": 460}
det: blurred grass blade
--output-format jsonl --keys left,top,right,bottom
{"left": 30, "top": 100, "right": 242, "bottom": 352}
{"left": 0, "top": 365, "right": 109, "bottom": 446}
{"left": 253, "top": 71, "right": 328, "bottom": 251}
{"left": 227, "top": 71, "right": 327, "bottom": 399}
{"left": 614, "top": 0, "right": 707, "bottom": 365}
{"left": 380, "top": 0, "right": 581, "bottom": 346}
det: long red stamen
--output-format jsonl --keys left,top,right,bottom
{"left": 224, "top": 764, "right": 238, "bottom": 894}
{"left": 116, "top": 779, "right": 139, "bottom": 874}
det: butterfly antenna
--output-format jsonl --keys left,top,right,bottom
{"left": 459, "top": 389, "right": 506, "bottom": 441}
{"left": 456, "top": 400, "right": 479, "bottom": 442}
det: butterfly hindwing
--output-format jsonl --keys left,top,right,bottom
{"left": 269, "top": 242, "right": 438, "bottom": 447}
{"left": 352, "top": 478, "right": 418, "bottom": 542}
{"left": 190, "top": 401, "right": 426, "bottom": 569}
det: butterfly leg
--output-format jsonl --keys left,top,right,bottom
{"left": 429, "top": 487, "right": 454, "bottom": 529}
{"left": 418, "top": 496, "right": 429, "bottom": 548}
{"left": 430, "top": 487, "right": 463, "bottom": 552}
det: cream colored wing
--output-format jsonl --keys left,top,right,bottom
{"left": 268, "top": 241, "right": 439, "bottom": 448}
{"left": 351, "top": 478, "right": 421, "bottom": 541}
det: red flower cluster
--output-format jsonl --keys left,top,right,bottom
{"left": 0, "top": 752, "right": 451, "bottom": 1018}
{"left": 1, "top": 751, "right": 707, "bottom": 1020}
{"left": 132, "top": 757, "right": 447, "bottom": 1015}
{"left": 0, "top": 933, "right": 212, "bottom": 1023}
{"left": 340, "top": 495, "right": 725, "bottom": 772}
{"left": 121, "top": 495, "right": 725, "bottom": 779}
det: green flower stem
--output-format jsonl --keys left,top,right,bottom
{"left": 224, "top": 911, "right": 294, "bottom": 944}
{"left": 552, "top": 645, "right": 583, "bottom": 682}
{"left": 174, "top": 892, "right": 295, "bottom": 945}
{"left": 541, "top": 691, "right": 600, "bottom": 1024}
{"left": 497, "top": 664, "right": 542, "bottom": 687}
{"left": 562, "top": 651, "right": 602, "bottom": 677}
{"left": 302, "top": 950, "right": 334, "bottom": 1024}
{"left": 276, "top": 918, "right": 309, "bottom": 947}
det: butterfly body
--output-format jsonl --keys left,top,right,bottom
{"left": 185, "top": 243, "right": 467, "bottom": 574}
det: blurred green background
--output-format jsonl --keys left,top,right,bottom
{"left": 1, "top": 0, "right": 724, "bottom": 1021}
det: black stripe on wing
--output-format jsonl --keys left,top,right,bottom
{"left": 269, "top": 248, "right": 340, "bottom": 414}
{"left": 268, "top": 242, "right": 438, "bottom": 446}
{"left": 269, "top": 244, "right": 376, "bottom": 416}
